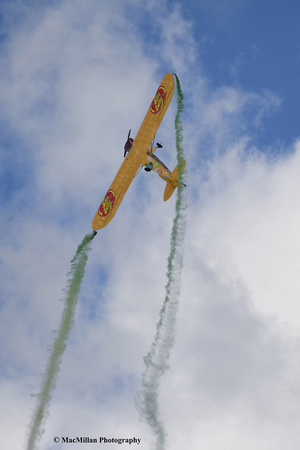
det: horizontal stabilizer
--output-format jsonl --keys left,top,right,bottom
{"left": 163, "top": 160, "right": 186, "bottom": 201}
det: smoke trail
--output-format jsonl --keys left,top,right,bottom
{"left": 135, "top": 74, "right": 187, "bottom": 449}
{"left": 26, "top": 230, "right": 97, "bottom": 450}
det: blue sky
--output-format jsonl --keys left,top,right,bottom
{"left": 1, "top": 1, "right": 300, "bottom": 449}
{"left": 174, "top": 0, "right": 300, "bottom": 147}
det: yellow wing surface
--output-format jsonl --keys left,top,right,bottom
{"left": 92, "top": 73, "right": 175, "bottom": 230}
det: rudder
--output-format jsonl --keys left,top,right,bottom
{"left": 164, "top": 181, "right": 176, "bottom": 201}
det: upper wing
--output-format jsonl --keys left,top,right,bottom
{"left": 92, "top": 73, "right": 175, "bottom": 230}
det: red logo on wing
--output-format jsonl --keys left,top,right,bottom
{"left": 150, "top": 85, "right": 167, "bottom": 114}
{"left": 98, "top": 189, "right": 116, "bottom": 217}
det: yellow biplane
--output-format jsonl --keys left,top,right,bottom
{"left": 92, "top": 73, "right": 186, "bottom": 231}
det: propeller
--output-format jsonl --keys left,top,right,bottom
{"left": 124, "top": 129, "right": 132, "bottom": 157}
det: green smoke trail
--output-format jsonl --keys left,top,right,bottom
{"left": 135, "top": 74, "right": 187, "bottom": 449}
{"left": 26, "top": 230, "right": 97, "bottom": 450}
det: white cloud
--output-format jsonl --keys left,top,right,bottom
{"left": 188, "top": 141, "right": 300, "bottom": 331}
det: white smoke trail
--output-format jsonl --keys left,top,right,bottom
{"left": 135, "top": 74, "right": 187, "bottom": 449}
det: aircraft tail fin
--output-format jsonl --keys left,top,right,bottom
{"left": 163, "top": 160, "right": 186, "bottom": 201}
{"left": 163, "top": 181, "right": 177, "bottom": 201}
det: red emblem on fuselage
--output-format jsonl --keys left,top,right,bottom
{"left": 150, "top": 85, "right": 167, "bottom": 114}
{"left": 98, "top": 189, "right": 116, "bottom": 217}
